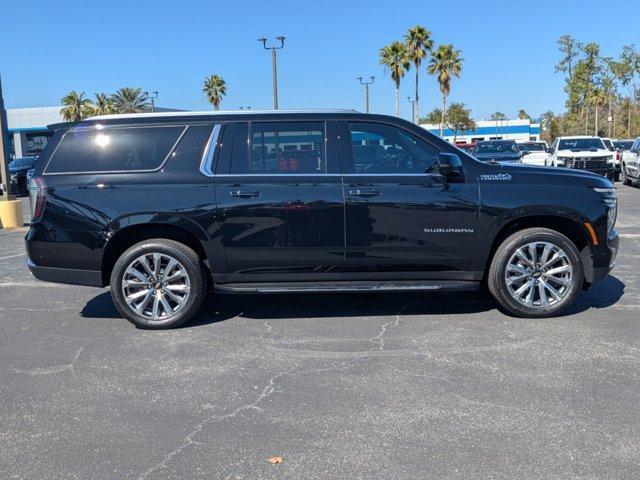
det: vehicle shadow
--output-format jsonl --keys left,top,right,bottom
{"left": 80, "top": 275, "right": 626, "bottom": 328}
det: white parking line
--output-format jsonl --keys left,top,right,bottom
{"left": 0, "top": 253, "right": 26, "bottom": 261}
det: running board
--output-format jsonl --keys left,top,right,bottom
{"left": 214, "top": 280, "right": 479, "bottom": 294}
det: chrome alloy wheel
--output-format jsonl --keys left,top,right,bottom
{"left": 121, "top": 253, "right": 191, "bottom": 321}
{"left": 504, "top": 241, "right": 573, "bottom": 308}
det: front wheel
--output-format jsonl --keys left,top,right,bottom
{"left": 488, "top": 228, "right": 584, "bottom": 318}
{"left": 110, "top": 239, "right": 208, "bottom": 329}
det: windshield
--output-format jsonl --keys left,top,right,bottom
{"left": 558, "top": 138, "right": 605, "bottom": 151}
{"left": 614, "top": 140, "right": 633, "bottom": 150}
{"left": 519, "top": 143, "right": 545, "bottom": 152}
{"left": 8, "top": 157, "right": 36, "bottom": 169}
{"left": 475, "top": 141, "right": 518, "bottom": 154}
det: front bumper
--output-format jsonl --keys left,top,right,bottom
{"left": 591, "top": 230, "right": 619, "bottom": 283}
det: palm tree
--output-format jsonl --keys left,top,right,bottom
{"left": 90, "top": 93, "right": 117, "bottom": 116}
{"left": 60, "top": 91, "right": 93, "bottom": 122}
{"left": 427, "top": 44, "right": 463, "bottom": 136}
{"left": 203, "top": 75, "right": 227, "bottom": 110}
{"left": 588, "top": 88, "right": 607, "bottom": 135}
{"left": 110, "top": 87, "right": 150, "bottom": 114}
{"left": 517, "top": 109, "right": 531, "bottom": 120}
{"left": 404, "top": 25, "right": 433, "bottom": 123}
{"left": 379, "top": 41, "right": 410, "bottom": 117}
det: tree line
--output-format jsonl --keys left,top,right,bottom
{"left": 545, "top": 36, "right": 640, "bottom": 141}
{"left": 60, "top": 76, "right": 228, "bottom": 121}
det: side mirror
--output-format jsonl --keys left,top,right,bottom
{"left": 546, "top": 147, "right": 554, "bottom": 154}
{"left": 437, "top": 153, "right": 463, "bottom": 177}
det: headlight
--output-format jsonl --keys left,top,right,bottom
{"left": 10, "top": 174, "right": 18, "bottom": 183}
{"left": 593, "top": 187, "right": 617, "bottom": 234}
{"left": 557, "top": 156, "right": 570, "bottom": 166}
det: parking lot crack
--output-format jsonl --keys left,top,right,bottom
{"left": 370, "top": 307, "right": 407, "bottom": 351}
{"left": 137, "top": 366, "right": 299, "bottom": 480}
{"left": 12, "top": 346, "right": 85, "bottom": 377}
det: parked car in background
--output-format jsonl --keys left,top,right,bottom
{"left": 621, "top": 137, "right": 640, "bottom": 186}
{"left": 601, "top": 138, "right": 620, "bottom": 181}
{"left": 548, "top": 136, "right": 614, "bottom": 178}
{"left": 455, "top": 142, "right": 477, "bottom": 156}
{"left": 517, "top": 141, "right": 549, "bottom": 166}
{"left": 472, "top": 140, "right": 522, "bottom": 163}
{"left": 26, "top": 110, "right": 618, "bottom": 328}
{"left": 8, "top": 156, "right": 37, "bottom": 196}
{"left": 612, "top": 139, "right": 634, "bottom": 182}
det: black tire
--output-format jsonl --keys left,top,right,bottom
{"left": 110, "top": 239, "right": 208, "bottom": 329}
{"left": 613, "top": 171, "right": 620, "bottom": 183}
{"left": 488, "top": 228, "right": 584, "bottom": 318}
{"left": 622, "top": 164, "right": 631, "bottom": 186}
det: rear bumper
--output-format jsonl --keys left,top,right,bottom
{"left": 27, "top": 258, "right": 103, "bottom": 287}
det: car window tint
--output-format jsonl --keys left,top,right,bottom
{"left": 349, "top": 122, "right": 439, "bottom": 174}
{"left": 230, "top": 122, "right": 325, "bottom": 174}
{"left": 46, "top": 125, "right": 184, "bottom": 174}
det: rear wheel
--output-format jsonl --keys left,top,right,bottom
{"left": 110, "top": 239, "right": 208, "bottom": 329}
{"left": 488, "top": 228, "right": 583, "bottom": 318}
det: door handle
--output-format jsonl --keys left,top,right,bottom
{"left": 230, "top": 190, "right": 262, "bottom": 198}
{"left": 348, "top": 188, "right": 380, "bottom": 197}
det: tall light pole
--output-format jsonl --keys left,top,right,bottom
{"left": 258, "top": 36, "right": 285, "bottom": 109}
{"left": 0, "top": 72, "right": 14, "bottom": 202}
{"left": 144, "top": 91, "right": 158, "bottom": 112}
{"left": 357, "top": 76, "right": 374, "bottom": 113}
{"left": 407, "top": 96, "right": 417, "bottom": 123}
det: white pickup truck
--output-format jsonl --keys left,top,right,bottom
{"left": 621, "top": 137, "right": 640, "bottom": 186}
{"left": 548, "top": 136, "right": 614, "bottom": 178}
{"left": 516, "top": 141, "right": 549, "bottom": 166}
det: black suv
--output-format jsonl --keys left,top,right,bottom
{"left": 25, "top": 111, "right": 619, "bottom": 328}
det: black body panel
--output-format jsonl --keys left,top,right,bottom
{"left": 24, "top": 111, "right": 617, "bottom": 292}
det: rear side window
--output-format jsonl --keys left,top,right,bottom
{"left": 45, "top": 125, "right": 185, "bottom": 174}
{"left": 230, "top": 122, "right": 325, "bottom": 174}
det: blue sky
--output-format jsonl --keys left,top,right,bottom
{"left": 1, "top": 0, "right": 638, "bottom": 120}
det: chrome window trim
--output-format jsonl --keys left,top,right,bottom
{"left": 43, "top": 125, "right": 188, "bottom": 176}
{"left": 199, "top": 124, "right": 221, "bottom": 177}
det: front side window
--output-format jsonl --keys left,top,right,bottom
{"left": 45, "top": 125, "right": 185, "bottom": 174}
{"left": 349, "top": 122, "right": 439, "bottom": 174}
{"left": 230, "top": 122, "right": 325, "bottom": 174}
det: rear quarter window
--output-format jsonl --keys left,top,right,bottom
{"left": 45, "top": 125, "right": 185, "bottom": 174}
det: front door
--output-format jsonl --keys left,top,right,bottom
{"left": 340, "top": 121, "right": 480, "bottom": 280}
{"left": 214, "top": 121, "right": 344, "bottom": 282}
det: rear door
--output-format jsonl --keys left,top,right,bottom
{"left": 340, "top": 120, "right": 480, "bottom": 280}
{"left": 213, "top": 120, "right": 345, "bottom": 282}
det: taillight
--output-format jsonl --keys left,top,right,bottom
{"left": 28, "top": 176, "right": 47, "bottom": 221}
{"left": 616, "top": 150, "right": 621, "bottom": 161}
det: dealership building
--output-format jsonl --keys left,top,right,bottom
{"left": 420, "top": 118, "right": 542, "bottom": 144}
{"left": 6, "top": 105, "right": 181, "bottom": 158}
{"left": 6, "top": 106, "right": 63, "bottom": 157}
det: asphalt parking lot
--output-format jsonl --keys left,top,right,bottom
{"left": 1, "top": 187, "right": 639, "bottom": 479}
